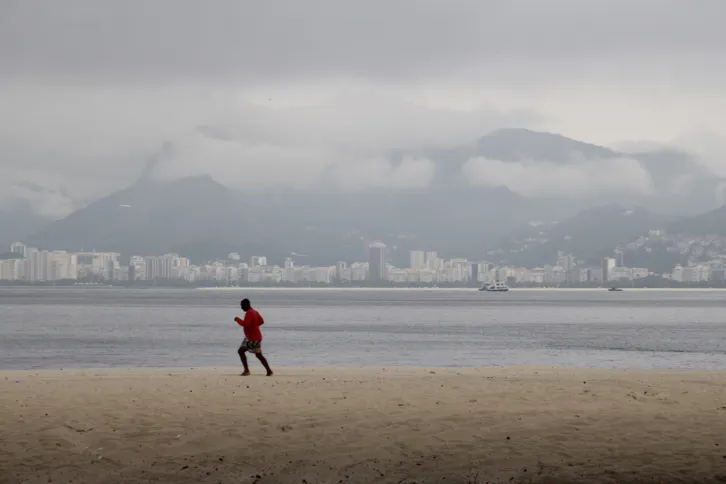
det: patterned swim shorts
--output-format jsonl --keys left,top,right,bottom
{"left": 239, "top": 338, "right": 262, "bottom": 354}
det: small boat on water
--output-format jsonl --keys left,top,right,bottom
{"left": 608, "top": 287, "right": 623, "bottom": 292}
{"left": 479, "top": 281, "right": 510, "bottom": 292}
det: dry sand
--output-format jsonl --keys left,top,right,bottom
{"left": 2, "top": 366, "right": 726, "bottom": 484}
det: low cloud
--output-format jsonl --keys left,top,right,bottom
{"left": 1, "top": 172, "right": 76, "bottom": 218}
{"left": 462, "top": 156, "right": 654, "bottom": 197}
{"left": 150, "top": 134, "right": 334, "bottom": 189}
{"left": 150, "top": 130, "right": 436, "bottom": 192}
{"left": 117, "top": 89, "right": 530, "bottom": 191}
{"left": 326, "top": 156, "right": 435, "bottom": 191}
{"left": 674, "top": 128, "right": 726, "bottom": 178}
{"left": 0, "top": 85, "right": 534, "bottom": 215}
{"left": 2, "top": 0, "right": 726, "bottom": 221}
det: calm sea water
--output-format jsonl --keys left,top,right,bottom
{"left": 1, "top": 287, "right": 725, "bottom": 370}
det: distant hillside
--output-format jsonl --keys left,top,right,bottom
{"left": 475, "top": 128, "right": 616, "bottom": 162}
{"left": 0, "top": 203, "right": 52, "bottom": 250}
{"left": 609, "top": 204, "right": 726, "bottom": 273}
{"left": 23, "top": 174, "right": 578, "bottom": 265}
{"left": 24, "top": 176, "right": 245, "bottom": 259}
{"left": 667, "top": 204, "right": 726, "bottom": 237}
{"left": 489, "top": 204, "right": 671, "bottom": 267}
{"left": 233, "top": 184, "right": 562, "bottom": 266}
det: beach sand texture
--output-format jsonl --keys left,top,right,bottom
{"left": 2, "top": 367, "right": 726, "bottom": 484}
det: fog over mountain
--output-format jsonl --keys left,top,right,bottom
{"left": 22, "top": 129, "right": 726, "bottom": 265}
{"left": 3, "top": 1, "right": 726, "bottom": 262}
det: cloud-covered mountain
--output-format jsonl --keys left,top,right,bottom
{"left": 433, "top": 129, "right": 726, "bottom": 215}
{"left": 16, "top": 129, "right": 726, "bottom": 264}
{"left": 4, "top": 1, "right": 726, "bottom": 264}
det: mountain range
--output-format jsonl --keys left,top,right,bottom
{"left": 10, "top": 128, "right": 726, "bottom": 266}
{"left": 668, "top": 204, "right": 726, "bottom": 237}
{"left": 400, "top": 128, "right": 726, "bottom": 213}
{"left": 493, "top": 201, "right": 726, "bottom": 271}
{"left": 489, "top": 204, "right": 675, "bottom": 267}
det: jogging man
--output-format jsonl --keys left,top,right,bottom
{"left": 234, "top": 298, "right": 273, "bottom": 376}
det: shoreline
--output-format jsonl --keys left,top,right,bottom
{"left": 196, "top": 286, "right": 726, "bottom": 291}
{"left": 5, "top": 363, "right": 716, "bottom": 375}
{"left": 8, "top": 362, "right": 726, "bottom": 374}
{"left": 4, "top": 285, "right": 726, "bottom": 292}
{"left": 3, "top": 366, "right": 726, "bottom": 483}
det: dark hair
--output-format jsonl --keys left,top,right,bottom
{"left": 241, "top": 298, "right": 251, "bottom": 309}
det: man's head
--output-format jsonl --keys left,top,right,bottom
{"left": 240, "top": 298, "right": 251, "bottom": 312}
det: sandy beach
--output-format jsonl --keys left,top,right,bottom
{"left": 2, "top": 367, "right": 726, "bottom": 484}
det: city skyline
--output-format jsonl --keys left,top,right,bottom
{"left": 3, "top": 240, "right": 725, "bottom": 287}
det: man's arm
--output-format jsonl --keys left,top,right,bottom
{"left": 234, "top": 314, "right": 248, "bottom": 327}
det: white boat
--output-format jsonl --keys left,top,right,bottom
{"left": 479, "top": 281, "right": 509, "bottom": 292}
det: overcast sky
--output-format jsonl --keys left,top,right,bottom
{"left": 2, "top": 0, "right": 726, "bottom": 216}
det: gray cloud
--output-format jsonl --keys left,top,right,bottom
{"left": 462, "top": 156, "right": 654, "bottom": 198}
{"left": 2, "top": 0, "right": 726, "bottom": 85}
{"left": 327, "top": 156, "right": 436, "bottom": 191}
{"left": 2, "top": 0, "right": 726, "bottom": 217}
{"left": 148, "top": 96, "right": 533, "bottom": 188}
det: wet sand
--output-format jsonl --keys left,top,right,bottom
{"left": 2, "top": 366, "right": 726, "bottom": 483}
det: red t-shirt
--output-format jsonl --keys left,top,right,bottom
{"left": 235, "top": 308, "right": 264, "bottom": 341}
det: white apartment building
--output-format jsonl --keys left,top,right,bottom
{"left": 50, "top": 251, "right": 78, "bottom": 280}
{"left": 425, "top": 252, "right": 440, "bottom": 270}
{"left": 0, "top": 249, "right": 78, "bottom": 281}
{"left": 351, "top": 262, "right": 368, "bottom": 281}
{"left": 0, "top": 259, "right": 21, "bottom": 280}
{"left": 410, "top": 250, "right": 426, "bottom": 270}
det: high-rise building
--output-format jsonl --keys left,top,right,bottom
{"left": 284, "top": 258, "right": 296, "bottom": 282}
{"left": 602, "top": 257, "right": 616, "bottom": 281}
{"left": 27, "top": 248, "right": 41, "bottom": 281}
{"left": 144, "top": 256, "right": 161, "bottom": 280}
{"left": 563, "top": 253, "right": 576, "bottom": 272}
{"left": 159, "top": 254, "right": 174, "bottom": 279}
{"left": 351, "top": 262, "right": 368, "bottom": 281}
{"left": 76, "top": 251, "right": 119, "bottom": 280}
{"left": 368, "top": 242, "right": 386, "bottom": 281}
{"left": 335, "top": 261, "right": 347, "bottom": 280}
{"left": 50, "top": 251, "right": 78, "bottom": 280}
{"left": 410, "top": 250, "right": 426, "bottom": 270}
{"left": 425, "top": 251, "right": 439, "bottom": 271}
{"left": 471, "top": 262, "right": 488, "bottom": 282}
{"left": 555, "top": 250, "right": 566, "bottom": 267}
{"left": 682, "top": 266, "right": 699, "bottom": 283}
{"left": 615, "top": 250, "right": 625, "bottom": 268}
{"left": 0, "top": 259, "right": 21, "bottom": 280}
{"left": 39, "top": 251, "right": 54, "bottom": 281}
{"left": 671, "top": 264, "right": 684, "bottom": 282}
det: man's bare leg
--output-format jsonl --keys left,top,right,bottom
{"left": 255, "top": 352, "right": 273, "bottom": 376}
{"left": 238, "top": 347, "right": 251, "bottom": 375}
